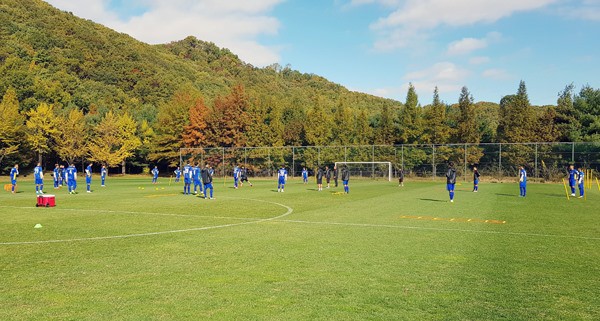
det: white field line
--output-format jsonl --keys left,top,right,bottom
{"left": 0, "top": 199, "right": 293, "bottom": 246}
{"left": 273, "top": 219, "right": 600, "bottom": 241}
{"left": 0, "top": 205, "right": 261, "bottom": 221}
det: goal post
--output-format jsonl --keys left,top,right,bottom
{"left": 334, "top": 161, "right": 393, "bottom": 181}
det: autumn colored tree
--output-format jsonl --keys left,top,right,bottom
{"left": 208, "top": 85, "right": 250, "bottom": 147}
{"left": 88, "top": 111, "right": 141, "bottom": 172}
{"left": 25, "top": 102, "right": 59, "bottom": 163}
{"left": 150, "top": 88, "right": 195, "bottom": 166}
{"left": 54, "top": 108, "right": 87, "bottom": 164}
{"left": 0, "top": 87, "right": 24, "bottom": 167}
{"left": 182, "top": 96, "right": 210, "bottom": 148}
{"left": 305, "top": 99, "right": 332, "bottom": 146}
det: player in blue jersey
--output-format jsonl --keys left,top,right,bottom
{"left": 193, "top": 163, "right": 203, "bottom": 195}
{"left": 519, "top": 165, "right": 527, "bottom": 197}
{"left": 473, "top": 166, "right": 480, "bottom": 192}
{"left": 53, "top": 164, "right": 60, "bottom": 189}
{"left": 577, "top": 167, "right": 585, "bottom": 198}
{"left": 66, "top": 164, "right": 77, "bottom": 194}
{"left": 446, "top": 162, "right": 457, "bottom": 203}
{"left": 34, "top": 162, "right": 44, "bottom": 194}
{"left": 568, "top": 165, "right": 577, "bottom": 196}
{"left": 85, "top": 163, "right": 93, "bottom": 193}
{"left": 151, "top": 166, "right": 159, "bottom": 184}
{"left": 341, "top": 165, "right": 350, "bottom": 194}
{"left": 302, "top": 167, "right": 308, "bottom": 184}
{"left": 10, "top": 164, "right": 19, "bottom": 194}
{"left": 233, "top": 165, "right": 240, "bottom": 189}
{"left": 277, "top": 165, "right": 288, "bottom": 193}
{"left": 183, "top": 162, "right": 192, "bottom": 195}
{"left": 201, "top": 164, "right": 214, "bottom": 199}
{"left": 174, "top": 167, "right": 181, "bottom": 183}
{"left": 100, "top": 165, "right": 107, "bottom": 187}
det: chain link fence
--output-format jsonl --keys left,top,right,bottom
{"left": 181, "top": 142, "right": 600, "bottom": 182}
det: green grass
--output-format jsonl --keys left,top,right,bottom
{"left": 1, "top": 176, "right": 599, "bottom": 320}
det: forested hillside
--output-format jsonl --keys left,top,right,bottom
{"left": 0, "top": 0, "right": 598, "bottom": 173}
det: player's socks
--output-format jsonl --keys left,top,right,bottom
{"left": 449, "top": 192, "right": 454, "bottom": 201}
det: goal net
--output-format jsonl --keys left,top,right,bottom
{"left": 334, "top": 162, "right": 392, "bottom": 181}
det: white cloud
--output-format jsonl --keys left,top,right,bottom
{"left": 364, "top": 62, "right": 469, "bottom": 101}
{"left": 469, "top": 56, "right": 491, "bottom": 65}
{"left": 446, "top": 32, "right": 502, "bottom": 55}
{"left": 372, "top": 0, "right": 558, "bottom": 30}
{"left": 559, "top": 0, "right": 600, "bottom": 21}
{"left": 482, "top": 68, "right": 512, "bottom": 80}
{"left": 356, "top": 0, "right": 557, "bottom": 50}
{"left": 45, "top": 0, "right": 283, "bottom": 66}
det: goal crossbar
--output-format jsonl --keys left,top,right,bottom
{"left": 334, "top": 162, "right": 392, "bottom": 181}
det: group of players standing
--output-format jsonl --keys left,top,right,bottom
{"left": 300, "top": 165, "right": 351, "bottom": 194}
{"left": 172, "top": 162, "right": 216, "bottom": 199}
{"left": 8, "top": 162, "right": 107, "bottom": 195}
{"left": 443, "top": 162, "right": 586, "bottom": 203}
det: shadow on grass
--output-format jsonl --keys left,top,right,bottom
{"left": 495, "top": 193, "right": 517, "bottom": 197}
{"left": 419, "top": 198, "right": 447, "bottom": 203}
{"left": 541, "top": 193, "right": 569, "bottom": 198}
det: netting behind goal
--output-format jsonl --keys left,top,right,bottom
{"left": 334, "top": 162, "right": 392, "bottom": 181}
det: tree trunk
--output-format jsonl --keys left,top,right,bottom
{"left": 122, "top": 160, "right": 126, "bottom": 175}
{"left": 38, "top": 151, "right": 42, "bottom": 164}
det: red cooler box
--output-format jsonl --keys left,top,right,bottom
{"left": 36, "top": 194, "right": 56, "bottom": 207}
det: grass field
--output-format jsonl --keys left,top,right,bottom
{"left": 1, "top": 175, "right": 599, "bottom": 320}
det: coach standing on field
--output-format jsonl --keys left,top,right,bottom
{"left": 446, "top": 162, "right": 456, "bottom": 203}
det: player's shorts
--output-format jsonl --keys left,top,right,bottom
{"left": 11, "top": 180, "right": 17, "bottom": 186}
{"left": 474, "top": 179, "right": 479, "bottom": 185}
{"left": 303, "top": 175, "right": 308, "bottom": 181}
{"left": 204, "top": 183, "right": 213, "bottom": 189}
{"left": 86, "top": 177, "right": 92, "bottom": 184}
{"left": 317, "top": 178, "right": 323, "bottom": 184}
{"left": 241, "top": 177, "right": 248, "bottom": 182}
{"left": 184, "top": 178, "right": 192, "bottom": 184}
{"left": 343, "top": 180, "right": 349, "bottom": 185}
{"left": 326, "top": 177, "right": 331, "bottom": 183}
{"left": 446, "top": 183, "right": 455, "bottom": 191}
{"left": 569, "top": 179, "right": 576, "bottom": 186}
{"left": 278, "top": 177, "right": 286, "bottom": 185}
{"left": 35, "top": 178, "right": 43, "bottom": 185}
{"left": 194, "top": 179, "right": 201, "bottom": 186}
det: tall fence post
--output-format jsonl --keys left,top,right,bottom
{"left": 572, "top": 142, "right": 575, "bottom": 163}
{"left": 292, "top": 147, "right": 295, "bottom": 178}
{"left": 401, "top": 145, "right": 404, "bottom": 171}
{"left": 318, "top": 147, "right": 321, "bottom": 167}
{"left": 499, "top": 143, "right": 502, "bottom": 179}
{"left": 535, "top": 143, "right": 538, "bottom": 178}
{"left": 464, "top": 143, "right": 467, "bottom": 182}
{"left": 432, "top": 144, "right": 436, "bottom": 180}
{"left": 244, "top": 147, "right": 247, "bottom": 167}
{"left": 372, "top": 145, "right": 375, "bottom": 178}
{"left": 222, "top": 147, "right": 225, "bottom": 179}
{"left": 344, "top": 146, "right": 347, "bottom": 162}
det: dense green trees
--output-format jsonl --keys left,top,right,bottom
{"left": 0, "top": 0, "right": 599, "bottom": 174}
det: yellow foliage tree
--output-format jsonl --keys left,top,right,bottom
{"left": 54, "top": 108, "right": 87, "bottom": 164}
{"left": 88, "top": 111, "right": 141, "bottom": 173}
{"left": 0, "top": 87, "right": 24, "bottom": 167}
{"left": 25, "top": 102, "right": 59, "bottom": 163}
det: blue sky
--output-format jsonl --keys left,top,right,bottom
{"left": 46, "top": 0, "right": 600, "bottom": 105}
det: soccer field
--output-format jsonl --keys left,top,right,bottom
{"left": 1, "top": 176, "right": 599, "bottom": 320}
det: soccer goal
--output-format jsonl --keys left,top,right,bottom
{"left": 334, "top": 162, "right": 393, "bottom": 181}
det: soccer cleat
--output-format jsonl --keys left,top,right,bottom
{"left": 210, "top": 197, "right": 215, "bottom": 200}
{"left": 87, "top": 191, "right": 92, "bottom": 193}
{"left": 578, "top": 196, "right": 583, "bottom": 198}
{"left": 571, "top": 193, "right": 575, "bottom": 196}
{"left": 450, "top": 200, "right": 454, "bottom": 203}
